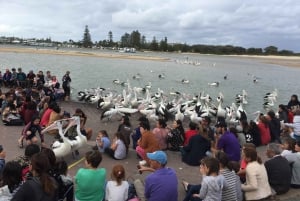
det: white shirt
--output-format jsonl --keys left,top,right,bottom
{"left": 105, "top": 180, "right": 129, "bottom": 201}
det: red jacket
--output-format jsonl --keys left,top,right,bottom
{"left": 183, "top": 129, "right": 198, "bottom": 146}
{"left": 257, "top": 122, "right": 271, "bottom": 145}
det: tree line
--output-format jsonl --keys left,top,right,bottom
{"left": 1, "top": 25, "right": 298, "bottom": 56}
{"left": 81, "top": 25, "right": 298, "bottom": 56}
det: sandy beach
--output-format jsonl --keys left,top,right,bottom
{"left": 1, "top": 46, "right": 300, "bottom": 68}
{"left": 0, "top": 46, "right": 169, "bottom": 62}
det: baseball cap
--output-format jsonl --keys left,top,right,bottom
{"left": 215, "top": 121, "right": 227, "bottom": 128}
{"left": 147, "top": 151, "right": 167, "bottom": 164}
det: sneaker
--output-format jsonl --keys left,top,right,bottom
{"left": 139, "top": 160, "right": 147, "bottom": 166}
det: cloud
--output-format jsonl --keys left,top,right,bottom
{"left": 0, "top": 0, "right": 299, "bottom": 51}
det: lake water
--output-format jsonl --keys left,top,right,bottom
{"left": 1, "top": 47, "right": 299, "bottom": 117}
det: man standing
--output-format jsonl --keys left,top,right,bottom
{"left": 137, "top": 151, "right": 178, "bottom": 201}
{"left": 265, "top": 143, "right": 291, "bottom": 195}
{"left": 62, "top": 71, "right": 71, "bottom": 101}
{"left": 215, "top": 121, "right": 241, "bottom": 162}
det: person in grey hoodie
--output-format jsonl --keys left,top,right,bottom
{"left": 193, "top": 157, "right": 227, "bottom": 201}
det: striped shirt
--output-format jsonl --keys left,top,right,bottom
{"left": 220, "top": 168, "right": 242, "bottom": 201}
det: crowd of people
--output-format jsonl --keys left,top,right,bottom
{"left": 1, "top": 68, "right": 300, "bottom": 201}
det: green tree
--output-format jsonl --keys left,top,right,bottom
{"left": 247, "top": 47, "right": 263, "bottom": 55}
{"left": 149, "top": 36, "right": 159, "bottom": 51}
{"left": 140, "top": 35, "right": 147, "bottom": 49}
{"left": 120, "top": 32, "right": 130, "bottom": 47}
{"left": 264, "top": 46, "right": 278, "bottom": 55}
{"left": 108, "top": 31, "right": 113, "bottom": 46}
{"left": 131, "top": 30, "right": 141, "bottom": 48}
{"left": 82, "top": 25, "right": 93, "bottom": 48}
{"left": 160, "top": 37, "right": 168, "bottom": 51}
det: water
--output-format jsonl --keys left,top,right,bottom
{"left": 1, "top": 47, "right": 299, "bottom": 117}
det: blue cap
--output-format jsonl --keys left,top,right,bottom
{"left": 147, "top": 151, "right": 167, "bottom": 164}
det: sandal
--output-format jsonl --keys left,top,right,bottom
{"left": 18, "top": 139, "right": 23, "bottom": 148}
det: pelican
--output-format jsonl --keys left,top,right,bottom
{"left": 181, "top": 79, "right": 190, "bottom": 84}
{"left": 208, "top": 82, "right": 219, "bottom": 87}
{"left": 145, "top": 82, "right": 152, "bottom": 89}
{"left": 158, "top": 74, "right": 165, "bottom": 79}
{"left": 113, "top": 79, "right": 120, "bottom": 84}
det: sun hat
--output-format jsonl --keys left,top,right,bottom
{"left": 147, "top": 151, "right": 167, "bottom": 165}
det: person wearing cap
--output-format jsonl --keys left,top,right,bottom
{"left": 0, "top": 145, "right": 6, "bottom": 177}
{"left": 62, "top": 71, "right": 71, "bottom": 101}
{"left": 137, "top": 151, "right": 178, "bottom": 201}
{"left": 214, "top": 121, "right": 241, "bottom": 162}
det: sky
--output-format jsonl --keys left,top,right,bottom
{"left": 0, "top": 0, "right": 300, "bottom": 52}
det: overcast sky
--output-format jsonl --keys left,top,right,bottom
{"left": 0, "top": 0, "right": 299, "bottom": 52}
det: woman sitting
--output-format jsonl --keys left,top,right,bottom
{"left": 167, "top": 120, "right": 185, "bottom": 151}
{"left": 11, "top": 152, "right": 58, "bottom": 201}
{"left": 105, "top": 132, "right": 127, "bottom": 160}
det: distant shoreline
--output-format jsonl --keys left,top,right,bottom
{"left": 0, "top": 46, "right": 169, "bottom": 62}
{"left": 0, "top": 46, "right": 299, "bottom": 68}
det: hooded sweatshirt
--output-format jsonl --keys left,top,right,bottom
{"left": 199, "top": 175, "right": 227, "bottom": 201}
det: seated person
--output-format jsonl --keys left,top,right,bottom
{"left": 181, "top": 131, "right": 211, "bottom": 166}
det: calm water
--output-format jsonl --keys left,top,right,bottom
{"left": 1, "top": 47, "right": 299, "bottom": 116}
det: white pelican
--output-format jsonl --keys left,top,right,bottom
{"left": 181, "top": 79, "right": 190, "bottom": 84}
{"left": 208, "top": 82, "right": 219, "bottom": 87}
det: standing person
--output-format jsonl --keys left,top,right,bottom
{"left": 105, "top": 164, "right": 129, "bottom": 201}
{"left": 167, "top": 119, "right": 185, "bottom": 151}
{"left": 137, "top": 151, "right": 178, "bottom": 201}
{"left": 136, "top": 121, "right": 160, "bottom": 165}
{"left": 117, "top": 115, "right": 132, "bottom": 150}
{"left": 11, "top": 152, "right": 58, "bottom": 201}
{"left": 214, "top": 121, "right": 241, "bottom": 162}
{"left": 241, "top": 148, "right": 272, "bottom": 200}
{"left": 105, "top": 132, "right": 127, "bottom": 160}
{"left": 0, "top": 161, "right": 23, "bottom": 200}
{"left": 265, "top": 143, "right": 291, "bottom": 195}
{"left": 152, "top": 119, "right": 169, "bottom": 150}
{"left": 62, "top": 71, "right": 71, "bottom": 101}
{"left": 75, "top": 151, "right": 106, "bottom": 201}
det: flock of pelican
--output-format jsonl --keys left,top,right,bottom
{"left": 76, "top": 77, "right": 279, "bottom": 125}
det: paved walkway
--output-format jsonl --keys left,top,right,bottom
{"left": 1, "top": 100, "right": 299, "bottom": 200}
